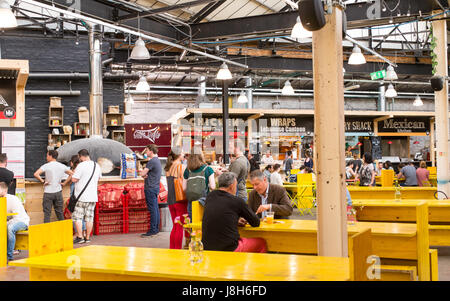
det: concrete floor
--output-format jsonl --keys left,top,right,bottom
{"left": 1, "top": 208, "right": 450, "bottom": 281}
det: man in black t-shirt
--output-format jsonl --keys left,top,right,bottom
{"left": 0, "top": 153, "right": 14, "bottom": 195}
{"left": 202, "top": 172, "right": 267, "bottom": 253}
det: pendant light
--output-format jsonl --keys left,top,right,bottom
{"left": 348, "top": 45, "right": 366, "bottom": 65}
{"left": 129, "top": 15, "right": 150, "bottom": 60}
{"left": 413, "top": 95, "right": 423, "bottom": 106}
{"left": 384, "top": 65, "right": 398, "bottom": 81}
{"left": 290, "top": 17, "right": 312, "bottom": 39}
{"left": 237, "top": 91, "right": 248, "bottom": 103}
{"left": 216, "top": 63, "right": 232, "bottom": 80}
{"left": 136, "top": 75, "right": 150, "bottom": 92}
{"left": 0, "top": 0, "right": 17, "bottom": 28}
{"left": 281, "top": 80, "right": 295, "bottom": 95}
{"left": 384, "top": 84, "right": 397, "bottom": 98}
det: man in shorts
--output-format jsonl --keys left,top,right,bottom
{"left": 71, "top": 149, "right": 102, "bottom": 244}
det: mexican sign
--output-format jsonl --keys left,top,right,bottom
{"left": 0, "top": 79, "right": 16, "bottom": 119}
{"left": 377, "top": 117, "right": 430, "bottom": 133}
{"left": 125, "top": 123, "right": 172, "bottom": 157}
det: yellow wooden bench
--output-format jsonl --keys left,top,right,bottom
{"left": 348, "top": 186, "right": 437, "bottom": 199}
{"left": 14, "top": 219, "right": 73, "bottom": 258}
{"left": 189, "top": 201, "right": 430, "bottom": 281}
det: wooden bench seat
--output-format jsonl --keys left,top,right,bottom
{"left": 378, "top": 265, "right": 417, "bottom": 281}
{"left": 12, "top": 220, "right": 73, "bottom": 258}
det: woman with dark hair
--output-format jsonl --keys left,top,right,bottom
{"left": 182, "top": 152, "right": 216, "bottom": 219}
{"left": 304, "top": 150, "right": 313, "bottom": 169}
{"left": 356, "top": 152, "right": 375, "bottom": 186}
{"left": 165, "top": 150, "right": 189, "bottom": 249}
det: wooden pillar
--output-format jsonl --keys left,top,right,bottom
{"left": 222, "top": 82, "right": 229, "bottom": 164}
{"left": 432, "top": 13, "right": 450, "bottom": 196}
{"left": 430, "top": 118, "right": 435, "bottom": 167}
{"left": 313, "top": 5, "right": 347, "bottom": 257}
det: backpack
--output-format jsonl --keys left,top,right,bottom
{"left": 186, "top": 166, "right": 207, "bottom": 202}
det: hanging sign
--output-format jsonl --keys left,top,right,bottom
{"left": 125, "top": 123, "right": 172, "bottom": 157}
{"left": 370, "top": 70, "right": 386, "bottom": 80}
{"left": 0, "top": 79, "right": 16, "bottom": 119}
{"left": 377, "top": 117, "right": 430, "bottom": 133}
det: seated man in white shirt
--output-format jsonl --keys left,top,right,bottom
{"left": 261, "top": 151, "right": 275, "bottom": 164}
{"left": 0, "top": 181, "right": 30, "bottom": 262}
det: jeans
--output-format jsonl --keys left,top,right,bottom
{"left": 43, "top": 191, "right": 64, "bottom": 223}
{"left": 145, "top": 188, "right": 160, "bottom": 234}
{"left": 7, "top": 221, "right": 28, "bottom": 260}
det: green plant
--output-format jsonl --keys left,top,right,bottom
{"left": 430, "top": 25, "right": 438, "bottom": 75}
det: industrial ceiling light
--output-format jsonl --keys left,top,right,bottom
{"left": 0, "top": 0, "right": 17, "bottom": 28}
{"left": 130, "top": 37, "right": 150, "bottom": 60}
{"left": 413, "top": 95, "right": 423, "bottom": 106}
{"left": 384, "top": 65, "right": 398, "bottom": 81}
{"left": 237, "top": 91, "right": 248, "bottom": 103}
{"left": 348, "top": 45, "right": 366, "bottom": 65}
{"left": 281, "top": 80, "right": 295, "bottom": 95}
{"left": 290, "top": 17, "right": 312, "bottom": 39}
{"left": 136, "top": 75, "right": 150, "bottom": 92}
{"left": 216, "top": 63, "right": 232, "bottom": 80}
{"left": 384, "top": 83, "right": 397, "bottom": 98}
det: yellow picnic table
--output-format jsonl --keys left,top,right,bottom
{"left": 10, "top": 245, "right": 351, "bottom": 281}
{"left": 352, "top": 198, "right": 450, "bottom": 246}
{"left": 348, "top": 186, "right": 437, "bottom": 199}
{"left": 187, "top": 216, "right": 431, "bottom": 281}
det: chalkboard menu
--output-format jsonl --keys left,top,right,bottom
{"left": 371, "top": 136, "right": 382, "bottom": 160}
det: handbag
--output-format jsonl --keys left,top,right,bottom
{"left": 174, "top": 164, "right": 186, "bottom": 202}
{"left": 68, "top": 162, "right": 97, "bottom": 213}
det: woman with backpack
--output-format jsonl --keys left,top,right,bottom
{"left": 182, "top": 152, "right": 216, "bottom": 220}
{"left": 165, "top": 150, "right": 189, "bottom": 249}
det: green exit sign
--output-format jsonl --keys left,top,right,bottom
{"left": 370, "top": 70, "right": 386, "bottom": 80}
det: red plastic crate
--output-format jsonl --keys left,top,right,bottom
{"left": 95, "top": 223, "right": 124, "bottom": 235}
{"left": 128, "top": 210, "right": 150, "bottom": 223}
{"left": 97, "top": 184, "right": 125, "bottom": 211}
{"left": 94, "top": 208, "right": 126, "bottom": 235}
{"left": 127, "top": 221, "right": 150, "bottom": 233}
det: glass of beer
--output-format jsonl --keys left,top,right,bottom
{"left": 266, "top": 211, "right": 274, "bottom": 224}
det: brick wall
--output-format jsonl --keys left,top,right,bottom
{"left": 0, "top": 36, "right": 124, "bottom": 178}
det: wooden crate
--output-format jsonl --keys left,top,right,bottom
{"left": 73, "top": 122, "right": 90, "bottom": 136}
{"left": 108, "top": 105, "right": 120, "bottom": 114}
{"left": 49, "top": 107, "right": 63, "bottom": 127}
{"left": 111, "top": 130, "right": 125, "bottom": 144}
{"left": 104, "top": 113, "right": 124, "bottom": 126}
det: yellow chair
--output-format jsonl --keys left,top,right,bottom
{"left": 381, "top": 169, "right": 394, "bottom": 187}
{"left": 294, "top": 173, "right": 316, "bottom": 216}
{"left": 427, "top": 167, "right": 437, "bottom": 176}
{"left": 289, "top": 169, "right": 300, "bottom": 175}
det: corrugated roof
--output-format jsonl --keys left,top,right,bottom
{"left": 133, "top": 0, "right": 287, "bottom": 22}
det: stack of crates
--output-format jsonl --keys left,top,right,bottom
{"left": 94, "top": 184, "right": 126, "bottom": 235}
{"left": 123, "top": 183, "right": 149, "bottom": 233}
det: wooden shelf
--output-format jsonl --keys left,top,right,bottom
{"left": 104, "top": 113, "right": 124, "bottom": 127}
{"left": 49, "top": 106, "right": 64, "bottom": 127}
{"left": 111, "top": 130, "right": 125, "bottom": 144}
{"left": 48, "top": 133, "right": 71, "bottom": 148}
{"left": 73, "top": 122, "right": 90, "bottom": 136}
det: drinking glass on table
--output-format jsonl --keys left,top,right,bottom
{"left": 266, "top": 211, "right": 274, "bottom": 224}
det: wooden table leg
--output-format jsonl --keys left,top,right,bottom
{"left": 416, "top": 202, "right": 430, "bottom": 281}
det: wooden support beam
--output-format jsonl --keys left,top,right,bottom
{"left": 313, "top": 5, "right": 347, "bottom": 258}
{"left": 430, "top": 118, "right": 435, "bottom": 167}
{"left": 432, "top": 11, "right": 450, "bottom": 196}
{"left": 248, "top": 113, "right": 264, "bottom": 120}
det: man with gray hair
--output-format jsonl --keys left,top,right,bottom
{"left": 201, "top": 172, "right": 267, "bottom": 253}
{"left": 228, "top": 139, "right": 250, "bottom": 201}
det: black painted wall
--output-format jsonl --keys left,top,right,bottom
{"left": 0, "top": 35, "right": 125, "bottom": 178}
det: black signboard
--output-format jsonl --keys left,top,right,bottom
{"left": 377, "top": 117, "right": 430, "bottom": 133}
{"left": 258, "top": 117, "right": 314, "bottom": 136}
{"left": 371, "top": 136, "right": 382, "bottom": 160}
{"left": 344, "top": 118, "right": 374, "bottom": 133}
{"left": 0, "top": 79, "right": 16, "bottom": 119}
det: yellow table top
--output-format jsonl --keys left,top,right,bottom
{"left": 10, "top": 245, "right": 350, "bottom": 281}
{"left": 6, "top": 213, "right": 17, "bottom": 216}
{"left": 352, "top": 199, "right": 450, "bottom": 207}
{"left": 348, "top": 186, "right": 436, "bottom": 191}
{"left": 188, "top": 219, "right": 416, "bottom": 238}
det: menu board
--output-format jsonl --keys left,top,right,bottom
{"left": 0, "top": 128, "right": 25, "bottom": 178}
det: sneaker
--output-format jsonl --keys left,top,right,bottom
{"left": 13, "top": 250, "right": 20, "bottom": 255}
{"left": 140, "top": 232, "right": 158, "bottom": 237}
{"left": 73, "top": 237, "right": 85, "bottom": 244}
{"left": 84, "top": 238, "right": 91, "bottom": 243}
